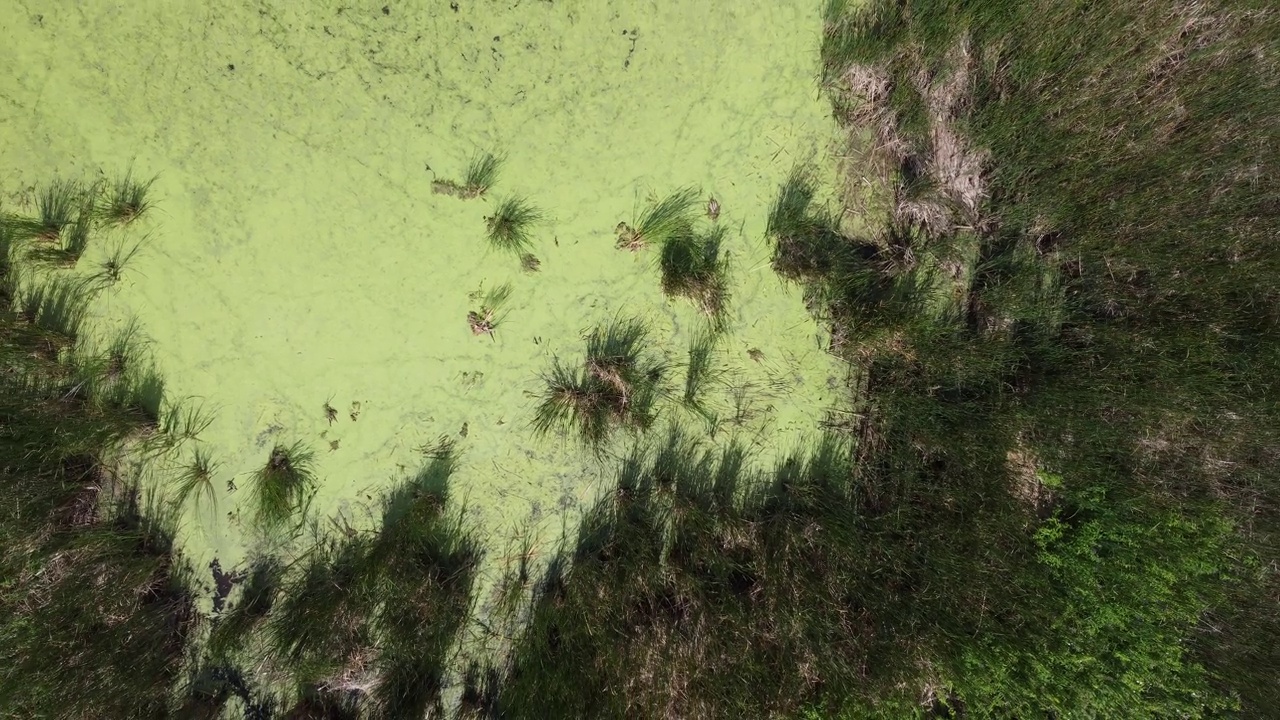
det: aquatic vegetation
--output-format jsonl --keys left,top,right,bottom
{"left": 370, "top": 452, "right": 481, "bottom": 718}
{"left": 160, "top": 399, "right": 215, "bottom": 445}
{"left": 491, "top": 524, "right": 537, "bottom": 626}
{"left": 520, "top": 252, "right": 541, "bottom": 272}
{"left": 27, "top": 198, "right": 94, "bottom": 267}
{"left": 71, "top": 318, "right": 149, "bottom": 410}
{"left": 463, "top": 151, "right": 504, "bottom": 196}
{"left": 250, "top": 441, "right": 317, "bottom": 531}
{"left": 14, "top": 179, "right": 83, "bottom": 242}
{"left": 94, "top": 237, "right": 145, "bottom": 287}
{"left": 485, "top": 196, "right": 541, "bottom": 254}
{"left": 766, "top": 165, "right": 846, "bottom": 279}
{"left": 258, "top": 449, "right": 478, "bottom": 714}
{"left": 659, "top": 224, "right": 730, "bottom": 322}
{"left": 433, "top": 150, "right": 504, "bottom": 199}
{"left": 467, "top": 282, "right": 513, "bottom": 338}
{"left": 267, "top": 535, "right": 378, "bottom": 684}
{"left": 17, "top": 274, "right": 94, "bottom": 346}
{"left": 615, "top": 186, "right": 700, "bottom": 251}
{"left": 532, "top": 318, "right": 666, "bottom": 448}
{"left": 0, "top": 220, "right": 16, "bottom": 305}
{"left": 458, "top": 661, "right": 503, "bottom": 719}
{"left": 97, "top": 170, "right": 156, "bottom": 226}
{"left": 172, "top": 446, "right": 219, "bottom": 511}
{"left": 681, "top": 330, "right": 721, "bottom": 412}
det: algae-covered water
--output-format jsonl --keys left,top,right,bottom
{"left": 0, "top": 0, "right": 844, "bottom": 601}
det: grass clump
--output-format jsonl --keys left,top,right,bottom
{"left": 16, "top": 179, "right": 83, "bottom": 242}
{"left": 433, "top": 151, "right": 504, "bottom": 199}
{"left": 27, "top": 197, "right": 95, "bottom": 267}
{"left": 616, "top": 186, "right": 700, "bottom": 252}
{"left": 681, "top": 330, "right": 721, "bottom": 414}
{"left": 765, "top": 165, "right": 849, "bottom": 280}
{"left": 94, "top": 237, "right": 145, "bottom": 288}
{"left": 250, "top": 441, "right": 317, "bottom": 531}
{"left": 485, "top": 196, "right": 541, "bottom": 255}
{"left": 468, "top": 282, "right": 513, "bottom": 338}
{"left": 97, "top": 170, "right": 156, "bottom": 226}
{"left": 533, "top": 317, "right": 667, "bottom": 448}
{"left": 659, "top": 224, "right": 730, "bottom": 322}
{"left": 16, "top": 274, "right": 94, "bottom": 350}
{"left": 172, "top": 446, "right": 219, "bottom": 511}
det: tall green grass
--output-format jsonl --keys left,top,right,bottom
{"left": 795, "top": 0, "right": 1280, "bottom": 715}
{"left": 532, "top": 317, "right": 667, "bottom": 448}
{"left": 0, "top": 243, "right": 195, "bottom": 718}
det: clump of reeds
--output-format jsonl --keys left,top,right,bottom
{"left": 172, "top": 446, "right": 219, "bottom": 511}
{"left": 616, "top": 186, "right": 700, "bottom": 252}
{"left": 72, "top": 318, "right": 163, "bottom": 417}
{"left": 98, "top": 170, "right": 156, "bottom": 226}
{"left": 258, "top": 446, "right": 478, "bottom": 715}
{"left": 250, "top": 441, "right": 317, "bottom": 531}
{"left": 766, "top": 165, "right": 846, "bottom": 279}
{"left": 468, "top": 282, "right": 513, "bottom": 338}
{"left": 485, "top": 196, "right": 541, "bottom": 254}
{"left": 659, "top": 224, "right": 730, "bottom": 322}
{"left": 682, "top": 330, "right": 721, "bottom": 415}
{"left": 27, "top": 195, "right": 95, "bottom": 267}
{"left": 267, "top": 535, "right": 378, "bottom": 684}
{"left": 532, "top": 318, "right": 667, "bottom": 448}
{"left": 17, "top": 274, "right": 94, "bottom": 348}
{"left": 457, "top": 660, "right": 503, "bottom": 719}
{"left": 433, "top": 151, "right": 504, "bottom": 199}
{"left": 370, "top": 450, "right": 481, "bottom": 718}
{"left": 94, "top": 236, "right": 145, "bottom": 287}
{"left": 16, "top": 179, "right": 83, "bottom": 242}
{"left": 491, "top": 525, "right": 537, "bottom": 627}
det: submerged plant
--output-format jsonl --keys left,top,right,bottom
{"left": 616, "top": 186, "right": 700, "bottom": 252}
{"left": 433, "top": 151, "right": 504, "bottom": 199}
{"left": 659, "top": 224, "right": 730, "bottom": 322}
{"left": 98, "top": 170, "right": 156, "bottom": 226}
{"left": 173, "top": 446, "right": 219, "bottom": 511}
{"left": 468, "top": 282, "right": 513, "bottom": 338}
{"left": 533, "top": 318, "right": 666, "bottom": 448}
{"left": 485, "top": 196, "right": 541, "bottom": 254}
{"left": 251, "top": 441, "right": 317, "bottom": 531}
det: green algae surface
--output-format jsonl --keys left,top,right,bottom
{"left": 0, "top": 1, "right": 845, "bottom": 601}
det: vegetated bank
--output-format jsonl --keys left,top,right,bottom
{"left": 472, "top": 1, "right": 1279, "bottom": 718}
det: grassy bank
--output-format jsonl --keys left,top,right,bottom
{"left": 0, "top": 202, "right": 194, "bottom": 718}
{"left": 463, "top": 1, "right": 1279, "bottom": 718}
{"left": 805, "top": 0, "right": 1278, "bottom": 715}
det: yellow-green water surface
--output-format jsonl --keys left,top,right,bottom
{"left": 0, "top": 0, "right": 845, "bottom": 602}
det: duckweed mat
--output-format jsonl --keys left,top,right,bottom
{"left": 0, "top": 0, "right": 845, "bottom": 603}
